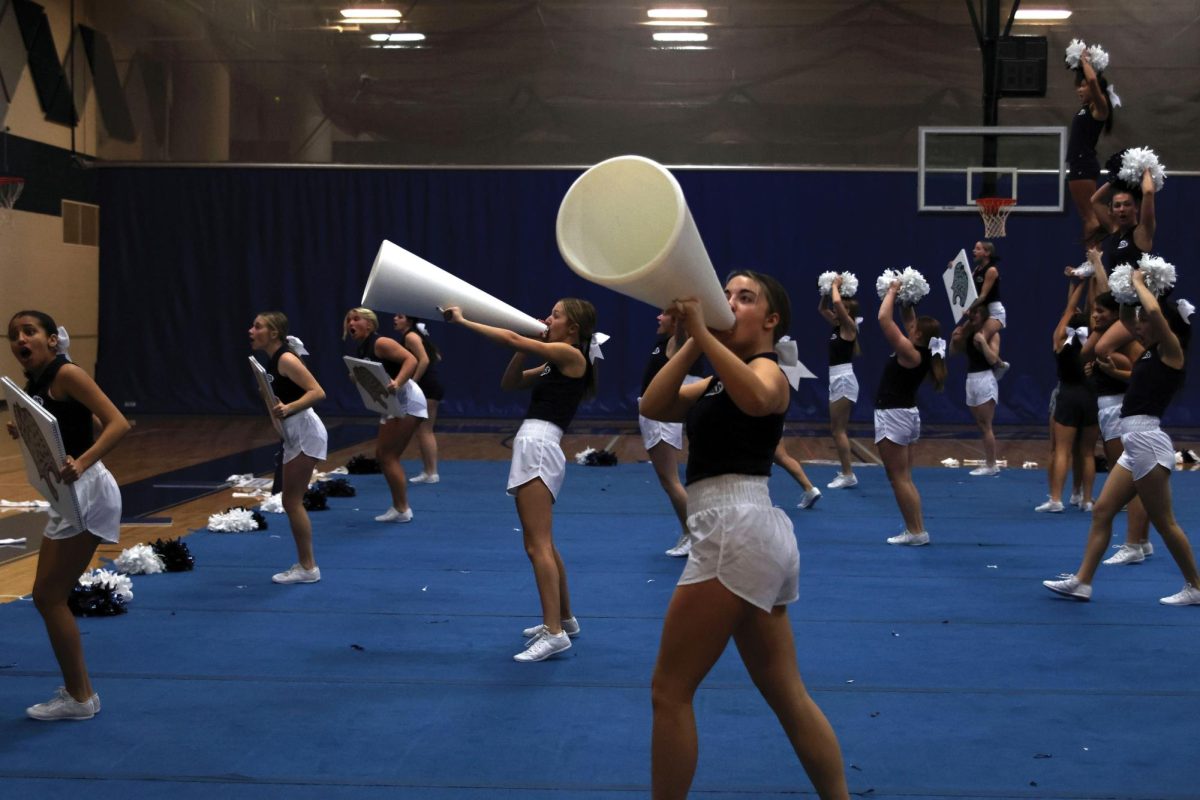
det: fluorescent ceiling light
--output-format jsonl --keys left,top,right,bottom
{"left": 369, "top": 32, "right": 425, "bottom": 42}
{"left": 342, "top": 8, "right": 402, "bottom": 18}
{"left": 644, "top": 20, "right": 710, "bottom": 27}
{"left": 647, "top": 8, "right": 708, "bottom": 19}
{"left": 653, "top": 31, "right": 708, "bottom": 42}
{"left": 1013, "top": 9, "right": 1072, "bottom": 20}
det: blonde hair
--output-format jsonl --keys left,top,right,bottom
{"left": 557, "top": 297, "right": 599, "bottom": 397}
{"left": 257, "top": 311, "right": 290, "bottom": 346}
{"left": 343, "top": 307, "right": 379, "bottom": 339}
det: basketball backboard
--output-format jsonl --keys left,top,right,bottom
{"left": 918, "top": 126, "right": 1066, "bottom": 213}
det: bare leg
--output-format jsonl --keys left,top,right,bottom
{"left": 1103, "top": 438, "right": 1150, "bottom": 547}
{"left": 828, "top": 398, "right": 854, "bottom": 477}
{"left": 1069, "top": 178, "right": 1102, "bottom": 244}
{"left": 33, "top": 535, "right": 102, "bottom": 701}
{"left": 773, "top": 441, "right": 814, "bottom": 492}
{"left": 1048, "top": 422, "right": 1078, "bottom": 502}
{"left": 1076, "top": 464, "right": 1137, "bottom": 584}
{"left": 514, "top": 479, "right": 570, "bottom": 631}
{"left": 378, "top": 416, "right": 422, "bottom": 512}
{"left": 968, "top": 399, "right": 997, "bottom": 467}
{"left": 878, "top": 439, "right": 924, "bottom": 532}
{"left": 1076, "top": 425, "right": 1099, "bottom": 505}
{"left": 415, "top": 398, "right": 440, "bottom": 476}
{"left": 281, "top": 453, "right": 319, "bottom": 569}
{"left": 1134, "top": 467, "right": 1200, "bottom": 588}
{"left": 648, "top": 440, "right": 689, "bottom": 533}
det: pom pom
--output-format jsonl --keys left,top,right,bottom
{"left": 69, "top": 569, "right": 132, "bottom": 616}
{"left": 259, "top": 493, "right": 285, "bottom": 514}
{"left": 319, "top": 477, "right": 356, "bottom": 497}
{"left": 574, "top": 447, "right": 617, "bottom": 466}
{"left": 1108, "top": 264, "right": 1137, "bottom": 304}
{"left": 817, "top": 271, "right": 839, "bottom": 295}
{"left": 1119, "top": 147, "right": 1166, "bottom": 192}
{"left": 878, "top": 267, "right": 930, "bottom": 305}
{"left": 876, "top": 269, "right": 901, "bottom": 299}
{"left": 345, "top": 455, "right": 381, "bottom": 474}
{"left": 151, "top": 537, "right": 195, "bottom": 572}
{"left": 1137, "top": 254, "right": 1177, "bottom": 297}
{"left": 838, "top": 272, "right": 859, "bottom": 297}
{"left": 1064, "top": 38, "right": 1086, "bottom": 69}
{"left": 206, "top": 506, "right": 268, "bottom": 532}
{"left": 1086, "top": 44, "right": 1110, "bottom": 73}
{"left": 113, "top": 543, "right": 165, "bottom": 575}
{"left": 1070, "top": 261, "right": 1094, "bottom": 278}
{"left": 302, "top": 484, "right": 328, "bottom": 511}
{"left": 818, "top": 271, "right": 858, "bottom": 298}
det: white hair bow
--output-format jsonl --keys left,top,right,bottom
{"left": 416, "top": 322, "right": 429, "bottom": 336}
{"left": 286, "top": 335, "right": 309, "bottom": 356}
{"left": 1107, "top": 84, "right": 1122, "bottom": 109}
{"left": 928, "top": 337, "right": 947, "bottom": 359}
{"left": 854, "top": 316, "right": 864, "bottom": 327}
{"left": 589, "top": 331, "right": 610, "bottom": 363}
{"left": 774, "top": 336, "right": 816, "bottom": 390}
{"left": 1178, "top": 299, "right": 1195, "bottom": 325}
{"left": 55, "top": 326, "right": 70, "bottom": 355}
{"left": 1065, "top": 326, "right": 1089, "bottom": 346}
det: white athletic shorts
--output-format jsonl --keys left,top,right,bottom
{"left": 987, "top": 301, "right": 1007, "bottom": 329}
{"left": 639, "top": 410, "right": 684, "bottom": 451}
{"left": 1117, "top": 416, "right": 1175, "bottom": 479}
{"left": 1097, "top": 395, "right": 1125, "bottom": 443}
{"left": 828, "top": 363, "right": 859, "bottom": 404}
{"left": 507, "top": 418, "right": 566, "bottom": 502}
{"left": 679, "top": 474, "right": 799, "bottom": 612}
{"left": 44, "top": 461, "right": 121, "bottom": 544}
{"left": 282, "top": 407, "right": 328, "bottom": 463}
{"left": 874, "top": 407, "right": 921, "bottom": 446}
{"left": 380, "top": 381, "right": 429, "bottom": 423}
{"left": 965, "top": 370, "right": 999, "bottom": 407}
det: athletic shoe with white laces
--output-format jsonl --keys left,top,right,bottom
{"left": 1081, "top": 501, "right": 1094, "bottom": 512}
{"left": 665, "top": 533, "right": 691, "bottom": 557}
{"left": 1035, "top": 498, "right": 1065, "bottom": 513}
{"left": 514, "top": 629, "right": 572, "bottom": 662}
{"left": 409, "top": 473, "right": 440, "bottom": 484}
{"left": 522, "top": 616, "right": 580, "bottom": 640}
{"left": 272, "top": 564, "right": 321, "bottom": 584}
{"left": 886, "top": 530, "right": 930, "bottom": 546}
{"left": 827, "top": 473, "right": 858, "bottom": 489}
{"left": 374, "top": 507, "right": 414, "bottom": 523}
{"left": 798, "top": 487, "right": 822, "bottom": 509}
{"left": 969, "top": 465, "right": 1000, "bottom": 477}
{"left": 1142, "top": 542, "right": 1155, "bottom": 557}
{"left": 1103, "top": 544, "right": 1145, "bottom": 566}
{"left": 1043, "top": 573, "right": 1092, "bottom": 600}
{"left": 1069, "top": 492, "right": 1083, "bottom": 507}
{"left": 26, "top": 687, "right": 100, "bottom": 721}
{"left": 1159, "top": 585, "right": 1200, "bottom": 606}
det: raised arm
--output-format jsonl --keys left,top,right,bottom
{"left": 443, "top": 306, "right": 584, "bottom": 377}
{"left": 1080, "top": 52, "right": 1110, "bottom": 119}
{"left": 1133, "top": 169, "right": 1156, "bottom": 252}
{"left": 1091, "top": 181, "right": 1116, "bottom": 233}
{"left": 830, "top": 279, "right": 857, "bottom": 332}
{"left": 1053, "top": 279, "right": 1088, "bottom": 352}
{"left": 878, "top": 284, "right": 920, "bottom": 367}
{"left": 1131, "top": 269, "right": 1182, "bottom": 369}
{"left": 640, "top": 334, "right": 710, "bottom": 422}
{"left": 818, "top": 292, "right": 836, "bottom": 325}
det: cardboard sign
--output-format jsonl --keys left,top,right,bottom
{"left": 943, "top": 249, "right": 978, "bottom": 322}
{"left": 248, "top": 357, "right": 286, "bottom": 439}
{"left": 2, "top": 376, "right": 84, "bottom": 531}
{"left": 343, "top": 356, "right": 405, "bottom": 417}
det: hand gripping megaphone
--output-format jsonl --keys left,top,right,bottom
{"left": 556, "top": 155, "right": 735, "bottom": 330}
{"left": 361, "top": 240, "right": 547, "bottom": 336}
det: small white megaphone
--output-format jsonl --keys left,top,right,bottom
{"left": 361, "top": 240, "right": 547, "bottom": 336}
{"left": 556, "top": 155, "right": 735, "bottom": 330}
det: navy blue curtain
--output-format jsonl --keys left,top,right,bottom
{"left": 97, "top": 167, "right": 1200, "bottom": 426}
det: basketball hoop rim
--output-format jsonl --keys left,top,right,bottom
{"left": 0, "top": 176, "right": 25, "bottom": 185}
{"left": 975, "top": 197, "right": 1016, "bottom": 211}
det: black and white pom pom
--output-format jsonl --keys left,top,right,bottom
{"left": 1119, "top": 148, "right": 1167, "bottom": 192}
{"left": 574, "top": 447, "right": 617, "bottom": 466}
{"left": 319, "top": 477, "right": 356, "bottom": 497}
{"left": 113, "top": 543, "right": 165, "bottom": 575}
{"left": 1064, "top": 38, "right": 1086, "bottom": 69}
{"left": 69, "top": 569, "right": 133, "bottom": 617}
{"left": 345, "top": 455, "right": 381, "bottom": 474}
{"left": 1087, "top": 44, "right": 1110, "bottom": 73}
{"left": 302, "top": 484, "right": 328, "bottom": 511}
{"left": 151, "top": 537, "right": 195, "bottom": 572}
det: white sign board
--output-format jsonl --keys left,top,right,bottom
{"left": 942, "top": 249, "right": 978, "bottom": 323}
{"left": 343, "top": 356, "right": 405, "bottom": 417}
{"left": 248, "top": 357, "right": 285, "bottom": 439}
{"left": 2, "top": 376, "right": 84, "bottom": 531}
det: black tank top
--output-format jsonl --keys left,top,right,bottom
{"left": 1121, "top": 346, "right": 1185, "bottom": 419}
{"left": 1067, "top": 106, "right": 1105, "bottom": 168}
{"left": 685, "top": 353, "right": 784, "bottom": 485}
{"left": 1087, "top": 326, "right": 1129, "bottom": 396}
{"left": 1056, "top": 340, "right": 1088, "bottom": 385}
{"left": 24, "top": 355, "right": 94, "bottom": 459}
{"left": 965, "top": 336, "right": 991, "bottom": 373}
{"left": 268, "top": 347, "right": 305, "bottom": 405}
{"left": 526, "top": 347, "right": 592, "bottom": 431}
{"left": 357, "top": 333, "right": 403, "bottom": 379}
{"left": 409, "top": 330, "right": 441, "bottom": 390}
{"left": 1102, "top": 226, "right": 1144, "bottom": 272}
{"left": 828, "top": 325, "right": 856, "bottom": 366}
{"left": 640, "top": 335, "right": 703, "bottom": 393}
{"left": 973, "top": 264, "right": 1000, "bottom": 304}
{"left": 874, "top": 347, "right": 932, "bottom": 409}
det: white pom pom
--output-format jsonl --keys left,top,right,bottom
{"left": 817, "top": 271, "right": 839, "bottom": 295}
{"left": 1137, "top": 254, "right": 1177, "bottom": 297}
{"left": 1086, "top": 44, "right": 1109, "bottom": 73}
{"left": 1119, "top": 147, "right": 1167, "bottom": 192}
{"left": 1064, "top": 38, "right": 1086, "bottom": 69}
{"left": 1071, "top": 261, "right": 1094, "bottom": 278}
{"left": 113, "top": 544, "right": 165, "bottom": 575}
{"left": 839, "top": 271, "right": 859, "bottom": 298}
{"left": 79, "top": 568, "right": 134, "bottom": 602}
{"left": 897, "top": 267, "right": 931, "bottom": 305}
{"left": 1109, "top": 264, "right": 1137, "bottom": 304}
{"left": 876, "top": 269, "right": 901, "bottom": 299}
{"left": 207, "top": 507, "right": 261, "bottom": 532}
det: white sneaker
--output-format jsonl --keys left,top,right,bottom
{"left": 522, "top": 616, "right": 580, "bottom": 640}
{"left": 1069, "top": 492, "right": 1083, "bottom": 507}
{"left": 665, "top": 533, "right": 691, "bottom": 557}
{"left": 969, "top": 465, "right": 1000, "bottom": 477}
{"left": 827, "top": 473, "right": 858, "bottom": 489}
{"left": 514, "top": 630, "right": 572, "bottom": 662}
{"left": 797, "top": 487, "right": 822, "bottom": 509}
{"left": 272, "top": 563, "right": 321, "bottom": 584}
{"left": 1102, "top": 544, "right": 1145, "bottom": 566}
{"left": 886, "top": 530, "right": 929, "bottom": 546}
{"left": 410, "top": 473, "right": 440, "bottom": 484}
{"left": 1159, "top": 585, "right": 1200, "bottom": 606}
{"left": 375, "top": 507, "right": 414, "bottom": 523}
{"left": 1035, "top": 498, "right": 1065, "bottom": 513}
{"left": 1142, "top": 542, "right": 1155, "bottom": 557}
{"left": 1080, "top": 501, "right": 1094, "bottom": 513}
{"left": 1043, "top": 573, "right": 1092, "bottom": 601}
{"left": 26, "top": 687, "right": 99, "bottom": 721}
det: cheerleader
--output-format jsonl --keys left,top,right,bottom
{"left": 250, "top": 312, "right": 328, "bottom": 583}
{"left": 949, "top": 306, "right": 1002, "bottom": 476}
{"left": 1044, "top": 269, "right": 1200, "bottom": 605}
{"left": 344, "top": 307, "right": 427, "bottom": 523}
{"left": 640, "top": 271, "right": 848, "bottom": 799}
{"left": 7, "top": 311, "right": 130, "bottom": 720}
{"left": 818, "top": 275, "right": 860, "bottom": 488}
{"left": 394, "top": 314, "right": 443, "bottom": 485}
{"left": 966, "top": 241, "right": 1009, "bottom": 379}
{"left": 875, "top": 281, "right": 946, "bottom": 546}
{"left": 1092, "top": 168, "right": 1155, "bottom": 276}
{"left": 443, "top": 298, "right": 598, "bottom": 662}
{"left": 1066, "top": 47, "right": 1113, "bottom": 244}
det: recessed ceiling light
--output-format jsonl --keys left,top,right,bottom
{"left": 1013, "top": 9, "right": 1072, "bottom": 20}
{"left": 647, "top": 8, "right": 708, "bottom": 19}
{"left": 644, "top": 20, "right": 710, "bottom": 27}
{"left": 653, "top": 31, "right": 708, "bottom": 42}
{"left": 342, "top": 8, "right": 402, "bottom": 18}
{"left": 370, "top": 32, "right": 425, "bottom": 42}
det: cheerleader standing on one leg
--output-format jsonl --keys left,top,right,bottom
{"left": 1044, "top": 269, "right": 1200, "bottom": 605}
{"left": 1037, "top": 277, "right": 1098, "bottom": 513}
{"left": 819, "top": 275, "right": 860, "bottom": 488}
{"left": 344, "top": 307, "right": 427, "bottom": 523}
{"left": 250, "top": 312, "right": 328, "bottom": 584}
{"left": 394, "top": 315, "right": 443, "bottom": 485}
{"left": 875, "top": 282, "right": 946, "bottom": 546}
{"left": 950, "top": 306, "right": 1002, "bottom": 476}
{"left": 443, "top": 299, "right": 598, "bottom": 662}
{"left": 7, "top": 311, "right": 130, "bottom": 721}
{"left": 1066, "top": 47, "right": 1113, "bottom": 246}
{"left": 640, "top": 271, "right": 848, "bottom": 800}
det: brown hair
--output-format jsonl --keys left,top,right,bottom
{"left": 916, "top": 316, "right": 946, "bottom": 392}
{"left": 558, "top": 297, "right": 599, "bottom": 397}
{"left": 726, "top": 269, "right": 791, "bottom": 342}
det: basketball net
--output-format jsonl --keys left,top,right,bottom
{"left": 975, "top": 197, "right": 1015, "bottom": 238}
{"left": 0, "top": 176, "right": 25, "bottom": 226}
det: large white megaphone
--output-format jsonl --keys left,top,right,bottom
{"left": 556, "top": 155, "right": 735, "bottom": 330}
{"left": 361, "top": 240, "right": 547, "bottom": 336}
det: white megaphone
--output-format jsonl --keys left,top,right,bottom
{"left": 556, "top": 155, "right": 735, "bottom": 330}
{"left": 361, "top": 240, "right": 547, "bottom": 336}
